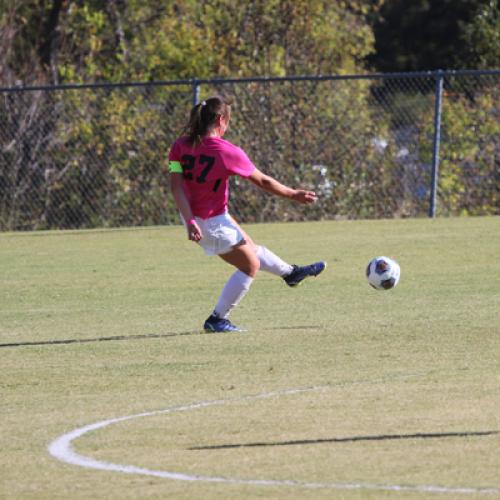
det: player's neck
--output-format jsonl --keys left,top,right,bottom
{"left": 207, "top": 127, "right": 225, "bottom": 139}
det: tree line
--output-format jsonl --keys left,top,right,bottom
{"left": 0, "top": 1, "right": 498, "bottom": 230}
{"left": 1, "top": 0, "right": 497, "bottom": 86}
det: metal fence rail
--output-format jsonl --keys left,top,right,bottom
{"left": 0, "top": 70, "right": 498, "bottom": 231}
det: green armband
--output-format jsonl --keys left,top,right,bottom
{"left": 168, "top": 160, "right": 183, "bottom": 174}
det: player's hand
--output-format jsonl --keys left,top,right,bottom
{"left": 292, "top": 189, "right": 318, "bottom": 204}
{"left": 187, "top": 221, "right": 203, "bottom": 242}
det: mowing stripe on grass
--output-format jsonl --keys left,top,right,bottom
{"left": 48, "top": 385, "right": 500, "bottom": 496}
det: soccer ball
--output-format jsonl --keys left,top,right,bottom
{"left": 366, "top": 256, "right": 400, "bottom": 290}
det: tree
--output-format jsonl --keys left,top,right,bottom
{"left": 55, "top": 0, "right": 377, "bottom": 82}
{"left": 0, "top": 0, "right": 70, "bottom": 85}
{"left": 368, "top": 0, "right": 499, "bottom": 71}
{"left": 462, "top": 0, "right": 500, "bottom": 69}
{"left": 0, "top": 0, "right": 380, "bottom": 229}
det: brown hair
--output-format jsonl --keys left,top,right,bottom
{"left": 183, "top": 95, "right": 233, "bottom": 146}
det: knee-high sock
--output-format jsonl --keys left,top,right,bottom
{"left": 256, "top": 245, "right": 293, "bottom": 277}
{"left": 214, "top": 270, "right": 254, "bottom": 319}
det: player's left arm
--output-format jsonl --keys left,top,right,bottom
{"left": 169, "top": 172, "right": 203, "bottom": 242}
{"left": 247, "top": 168, "right": 317, "bottom": 204}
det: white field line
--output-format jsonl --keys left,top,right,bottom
{"left": 48, "top": 385, "right": 500, "bottom": 495}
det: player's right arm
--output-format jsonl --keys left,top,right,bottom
{"left": 247, "top": 168, "right": 317, "bottom": 204}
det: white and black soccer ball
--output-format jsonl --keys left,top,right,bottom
{"left": 366, "top": 256, "right": 401, "bottom": 290}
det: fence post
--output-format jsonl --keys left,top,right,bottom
{"left": 192, "top": 80, "right": 200, "bottom": 106}
{"left": 429, "top": 70, "right": 444, "bottom": 218}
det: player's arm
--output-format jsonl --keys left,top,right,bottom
{"left": 169, "top": 172, "right": 202, "bottom": 242}
{"left": 247, "top": 168, "right": 317, "bottom": 204}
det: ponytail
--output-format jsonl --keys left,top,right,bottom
{"left": 182, "top": 95, "right": 233, "bottom": 146}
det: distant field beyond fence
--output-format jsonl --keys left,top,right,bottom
{"left": 0, "top": 70, "right": 498, "bottom": 230}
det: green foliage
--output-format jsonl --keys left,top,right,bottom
{"left": 0, "top": 0, "right": 379, "bottom": 230}
{"left": 462, "top": 0, "right": 500, "bottom": 69}
{"left": 52, "top": 0, "right": 376, "bottom": 82}
{"left": 1, "top": 73, "right": 497, "bottom": 230}
{"left": 369, "top": 0, "right": 499, "bottom": 71}
{"left": 0, "top": 3, "right": 497, "bottom": 229}
{"left": 417, "top": 79, "right": 499, "bottom": 215}
{"left": 438, "top": 92, "right": 499, "bottom": 215}
{"left": 213, "top": 77, "right": 436, "bottom": 222}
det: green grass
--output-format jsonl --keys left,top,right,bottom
{"left": 1, "top": 217, "right": 499, "bottom": 499}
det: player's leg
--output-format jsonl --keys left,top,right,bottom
{"left": 204, "top": 242, "right": 259, "bottom": 333}
{"left": 219, "top": 240, "right": 260, "bottom": 278}
{"left": 230, "top": 216, "right": 326, "bottom": 285}
{"left": 227, "top": 215, "right": 257, "bottom": 251}
{"left": 256, "top": 245, "right": 294, "bottom": 277}
{"left": 229, "top": 216, "right": 293, "bottom": 276}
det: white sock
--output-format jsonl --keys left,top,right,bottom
{"left": 256, "top": 246, "right": 293, "bottom": 277}
{"left": 214, "top": 270, "right": 254, "bottom": 319}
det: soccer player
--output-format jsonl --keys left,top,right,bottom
{"left": 168, "top": 95, "right": 326, "bottom": 332}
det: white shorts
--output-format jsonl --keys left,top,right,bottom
{"left": 182, "top": 212, "right": 245, "bottom": 256}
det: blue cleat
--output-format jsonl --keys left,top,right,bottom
{"left": 283, "top": 261, "right": 327, "bottom": 287}
{"left": 203, "top": 314, "right": 244, "bottom": 333}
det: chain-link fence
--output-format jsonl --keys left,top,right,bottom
{"left": 0, "top": 70, "right": 498, "bottom": 231}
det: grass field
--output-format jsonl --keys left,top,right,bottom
{"left": 1, "top": 217, "right": 499, "bottom": 499}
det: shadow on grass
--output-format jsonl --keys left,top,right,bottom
{"left": 0, "top": 331, "right": 200, "bottom": 348}
{"left": 189, "top": 430, "right": 500, "bottom": 450}
{"left": 0, "top": 325, "right": 321, "bottom": 348}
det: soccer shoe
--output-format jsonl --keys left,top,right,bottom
{"left": 283, "top": 261, "right": 327, "bottom": 287}
{"left": 203, "top": 314, "right": 244, "bottom": 333}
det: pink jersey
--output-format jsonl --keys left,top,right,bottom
{"left": 168, "top": 136, "right": 256, "bottom": 219}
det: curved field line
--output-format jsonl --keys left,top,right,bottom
{"left": 48, "top": 386, "right": 500, "bottom": 495}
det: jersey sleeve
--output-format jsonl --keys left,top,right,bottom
{"left": 167, "top": 141, "right": 183, "bottom": 174}
{"left": 223, "top": 144, "right": 256, "bottom": 178}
